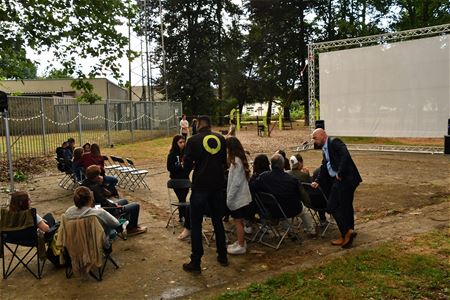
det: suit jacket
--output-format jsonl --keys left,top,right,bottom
{"left": 316, "top": 137, "right": 362, "bottom": 188}
{"left": 250, "top": 169, "right": 303, "bottom": 218}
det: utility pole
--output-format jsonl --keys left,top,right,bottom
{"left": 159, "top": 0, "right": 168, "bottom": 102}
{"left": 128, "top": 0, "right": 132, "bottom": 101}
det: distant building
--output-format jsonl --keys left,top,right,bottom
{"left": 130, "top": 85, "right": 165, "bottom": 101}
{"left": 0, "top": 78, "right": 128, "bottom": 100}
{"left": 242, "top": 102, "right": 282, "bottom": 116}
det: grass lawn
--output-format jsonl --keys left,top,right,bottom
{"left": 103, "top": 136, "right": 173, "bottom": 164}
{"left": 216, "top": 230, "right": 449, "bottom": 300}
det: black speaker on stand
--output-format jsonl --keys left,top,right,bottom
{"left": 444, "top": 119, "right": 450, "bottom": 155}
{"left": 0, "top": 91, "right": 8, "bottom": 112}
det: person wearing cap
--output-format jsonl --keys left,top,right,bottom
{"left": 288, "top": 154, "right": 328, "bottom": 226}
{"left": 181, "top": 115, "right": 228, "bottom": 274}
{"left": 287, "top": 154, "right": 311, "bottom": 183}
{"left": 311, "top": 128, "right": 362, "bottom": 248}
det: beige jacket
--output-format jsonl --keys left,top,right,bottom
{"left": 56, "top": 215, "right": 107, "bottom": 274}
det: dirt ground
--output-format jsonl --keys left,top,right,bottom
{"left": 0, "top": 125, "right": 449, "bottom": 300}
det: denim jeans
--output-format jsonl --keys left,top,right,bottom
{"left": 104, "top": 199, "right": 140, "bottom": 229}
{"left": 189, "top": 189, "right": 227, "bottom": 264}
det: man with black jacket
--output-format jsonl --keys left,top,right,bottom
{"left": 82, "top": 165, "right": 146, "bottom": 236}
{"left": 182, "top": 116, "right": 228, "bottom": 274}
{"left": 311, "top": 128, "right": 362, "bottom": 248}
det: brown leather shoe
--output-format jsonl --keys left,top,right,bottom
{"left": 331, "top": 236, "right": 344, "bottom": 246}
{"left": 341, "top": 229, "right": 355, "bottom": 249}
{"left": 127, "top": 226, "right": 147, "bottom": 236}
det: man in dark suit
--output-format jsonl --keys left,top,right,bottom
{"left": 311, "top": 128, "right": 362, "bottom": 248}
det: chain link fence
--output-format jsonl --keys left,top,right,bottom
{"left": 0, "top": 96, "right": 182, "bottom": 160}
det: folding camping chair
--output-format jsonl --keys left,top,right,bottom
{"left": 166, "top": 179, "right": 191, "bottom": 234}
{"left": 0, "top": 208, "right": 46, "bottom": 279}
{"left": 253, "top": 192, "right": 302, "bottom": 249}
{"left": 125, "top": 158, "right": 150, "bottom": 191}
{"left": 56, "top": 215, "right": 119, "bottom": 281}
{"left": 301, "top": 182, "right": 334, "bottom": 238}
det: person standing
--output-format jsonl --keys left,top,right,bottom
{"left": 225, "top": 136, "right": 252, "bottom": 255}
{"left": 182, "top": 116, "right": 228, "bottom": 273}
{"left": 179, "top": 114, "right": 189, "bottom": 140}
{"left": 311, "top": 128, "right": 362, "bottom": 248}
{"left": 191, "top": 118, "right": 198, "bottom": 135}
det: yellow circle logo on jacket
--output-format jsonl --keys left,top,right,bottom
{"left": 203, "top": 135, "right": 221, "bottom": 155}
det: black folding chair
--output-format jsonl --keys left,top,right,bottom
{"left": 166, "top": 179, "right": 191, "bottom": 234}
{"left": 57, "top": 215, "right": 119, "bottom": 282}
{"left": 56, "top": 158, "right": 78, "bottom": 190}
{"left": 0, "top": 208, "right": 46, "bottom": 279}
{"left": 301, "top": 182, "right": 334, "bottom": 238}
{"left": 253, "top": 192, "right": 302, "bottom": 249}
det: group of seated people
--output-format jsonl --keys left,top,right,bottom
{"left": 170, "top": 144, "right": 328, "bottom": 252}
{"left": 4, "top": 140, "right": 148, "bottom": 268}
{"left": 56, "top": 138, "right": 119, "bottom": 196}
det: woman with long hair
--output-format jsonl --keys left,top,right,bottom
{"left": 225, "top": 136, "right": 252, "bottom": 255}
{"left": 167, "top": 135, "right": 191, "bottom": 240}
{"left": 9, "top": 191, "right": 56, "bottom": 235}
{"left": 79, "top": 143, "right": 119, "bottom": 196}
{"left": 72, "top": 147, "right": 85, "bottom": 181}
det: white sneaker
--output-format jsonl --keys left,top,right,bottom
{"left": 244, "top": 225, "right": 253, "bottom": 234}
{"left": 227, "top": 241, "right": 239, "bottom": 251}
{"left": 227, "top": 241, "right": 247, "bottom": 255}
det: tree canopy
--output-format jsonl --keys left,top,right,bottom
{"left": 0, "top": 0, "right": 133, "bottom": 82}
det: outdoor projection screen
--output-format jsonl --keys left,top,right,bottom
{"left": 319, "top": 35, "right": 450, "bottom": 137}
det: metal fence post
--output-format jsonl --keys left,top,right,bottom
{"left": 130, "top": 102, "right": 134, "bottom": 143}
{"left": 77, "top": 102, "right": 82, "bottom": 145}
{"left": 39, "top": 97, "right": 48, "bottom": 156}
{"left": 3, "top": 110, "right": 15, "bottom": 193}
{"left": 106, "top": 99, "right": 112, "bottom": 147}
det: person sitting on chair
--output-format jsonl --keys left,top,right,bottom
{"left": 287, "top": 154, "right": 311, "bottom": 183}
{"left": 82, "top": 143, "right": 91, "bottom": 153}
{"left": 250, "top": 153, "right": 316, "bottom": 238}
{"left": 78, "top": 143, "right": 119, "bottom": 196}
{"left": 288, "top": 154, "right": 328, "bottom": 226}
{"left": 56, "top": 141, "right": 73, "bottom": 172}
{"left": 82, "top": 165, "right": 147, "bottom": 236}
{"left": 276, "top": 150, "right": 291, "bottom": 171}
{"left": 72, "top": 147, "right": 85, "bottom": 181}
{"left": 9, "top": 191, "right": 58, "bottom": 241}
{"left": 167, "top": 134, "right": 191, "bottom": 240}
{"left": 64, "top": 187, "right": 124, "bottom": 236}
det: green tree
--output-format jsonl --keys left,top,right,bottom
{"left": 0, "top": 47, "right": 37, "bottom": 79}
{"left": 141, "top": 0, "right": 239, "bottom": 115}
{"left": 1, "top": 0, "right": 136, "bottom": 101}
{"left": 391, "top": 0, "right": 450, "bottom": 30}
{"left": 245, "top": 0, "right": 312, "bottom": 125}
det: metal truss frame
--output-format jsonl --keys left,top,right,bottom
{"left": 307, "top": 23, "right": 450, "bottom": 136}
{"left": 293, "top": 144, "right": 444, "bottom": 155}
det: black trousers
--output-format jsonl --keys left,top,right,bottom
{"left": 321, "top": 175, "right": 356, "bottom": 237}
{"left": 189, "top": 189, "right": 227, "bottom": 264}
{"left": 174, "top": 188, "right": 189, "bottom": 221}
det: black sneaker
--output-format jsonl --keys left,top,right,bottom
{"left": 182, "top": 261, "right": 201, "bottom": 274}
{"left": 217, "top": 255, "right": 229, "bottom": 267}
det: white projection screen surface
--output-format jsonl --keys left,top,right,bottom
{"left": 319, "top": 35, "right": 450, "bottom": 137}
